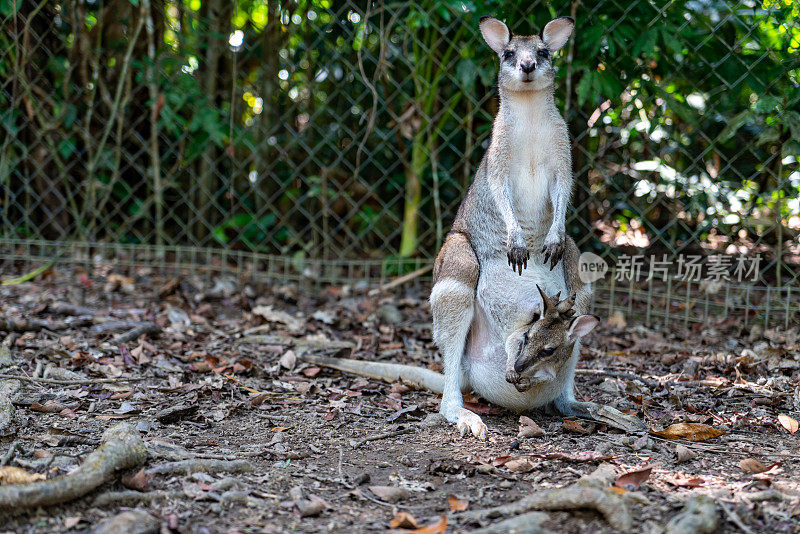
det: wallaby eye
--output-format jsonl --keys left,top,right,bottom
{"left": 502, "top": 50, "right": 514, "bottom": 60}
{"left": 537, "top": 49, "right": 549, "bottom": 58}
{"left": 523, "top": 331, "right": 529, "bottom": 345}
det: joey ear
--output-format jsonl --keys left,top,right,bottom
{"left": 541, "top": 16, "right": 574, "bottom": 51}
{"left": 480, "top": 16, "right": 511, "bottom": 53}
{"left": 567, "top": 314, "right": 599, "bottom": 341}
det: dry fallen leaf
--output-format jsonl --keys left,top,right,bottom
{"left": 448, "top": 495, "right": 469, "bottom": 512}
{"left": 0, "top": 466, "right": 46, "bottom": 485}
{"left": 390, "top": 511, "right": 418, "bottom": 529}
{"left": 369, "top": 485, "right": 409, "bottom": 503}
{"left": 650, "top": 423, "right": 725, "bottom": 442}
{"left": 615, "top": 465, "right": 654, "bottom": 491}
{"left": 410, "top": 515, "right": 447, "bottom": 534}
{"left": 518, "top": 416, "right": 545, "bottom": 438}
{"left": 778, "top": 414, "right": 799, "bottom": 434}
{"left": 279, "top": 350, "right": 297, "bottom": 370}
{"left": 664, "top": 476, "right": 705, "bottom": 488}
{"left": 562, "top": 419, "right": 592, "bottom": 434}
{"left": 674, "top": 444, "right": 696, "bottom": 463}
{"left": 121, "top": 468, "right": 150, "bottom": 492}
{"left": 504, "top": 457, "right": 537, "bottom": 473}
{"left": 64, "top": 516, "right": 82, "bottom": 529}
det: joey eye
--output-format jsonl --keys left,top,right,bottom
{"left": 502, "top": 50, "right": 514, "bottom": 60}
{"left": 541, "top": 347, "right": 556, "bottom": 356}
{"left": 537, "top": 49, "right": 549, "bottom": 58}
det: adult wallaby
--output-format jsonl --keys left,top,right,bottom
{"left": 301, "top": 16, "right": 643, "bottom": 439}
{"left": 428, "top": 15, "right": 641, "bottom": 438}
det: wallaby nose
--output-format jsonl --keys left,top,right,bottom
{"left": 520, "top": 61, "right": 536, "bottom": 74}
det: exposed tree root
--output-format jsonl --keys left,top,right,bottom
{"left": 0, "top": 423, "right": 146, "bottom": 511}
{"left": 665, "top": 495, "right": 718, "bottom": 534}
{"left": 456, "top": 464, "right": 632, "bottom": 532}
{"left": 145, "top": 459, "right": 254, "bottom": 476}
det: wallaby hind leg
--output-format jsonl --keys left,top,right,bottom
{"left": 429, "top": 232, "right": 485, "bottom": 439}
{"left": 562, "top": 236, "right": 591, "bottom": 314}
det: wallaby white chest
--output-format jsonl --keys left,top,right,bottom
{"left": 502, "top": 111, "right": 560, "bottom": 231}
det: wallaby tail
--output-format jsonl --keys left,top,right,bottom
{"left": 299, "top": 354, "right": 445, "bottom": 394}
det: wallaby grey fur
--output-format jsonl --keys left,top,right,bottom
{"left": 427, "top": 15, "right": 643, "bottom": 438}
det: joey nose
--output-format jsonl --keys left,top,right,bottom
{"left": 520, "top": 61, "right": 536, "bottom": 74}
{"left": 513, "top": 355, "right": 528, "bottom": 373}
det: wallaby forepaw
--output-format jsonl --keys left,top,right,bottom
{"left": 456, "top": 408, "right": 487, "bottom": 440}
{"left": 506, "top": 232, "right": 529, "bottom": 276}
{"left": 541, "top": 236, "right": 565, "bottom": 270}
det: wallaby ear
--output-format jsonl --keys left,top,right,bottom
{"left": 567, "top": 314, "right": 599, "bottom": 341}
{"left": 480, "top": 16, "right": 511, "bottom": 54}
{"left": 541, "top": 16, "right": 574, "bottom": 51}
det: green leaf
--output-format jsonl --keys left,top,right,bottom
{"left": 752, "top": 95, "right": 780, "bottom": 114}
{"left": 57, "top": 139, "right": 76, "bottom": 159}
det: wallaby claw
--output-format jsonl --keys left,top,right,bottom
{"left": 507, "top": 245, "right": 529, "bottom": 276}
{"left": 542, "top": 239, "right": 565, "bottom": 270}
{"left": 507, "top": 230, "right": 530, "bottom": 275}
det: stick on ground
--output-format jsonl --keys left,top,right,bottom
{"left": 0, "top": 423, "right": 146, "bottom": 510}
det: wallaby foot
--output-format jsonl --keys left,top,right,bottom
{"left": 561, "top": 400, "right": 646, "bottom": 432}
{"left": 456, "top": 408, "right": 487, "bottom": 440}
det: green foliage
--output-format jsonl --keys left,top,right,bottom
{"left": 2, "top": 0, "right": 798, "bottom": 263}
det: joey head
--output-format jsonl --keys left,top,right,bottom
{"left": 504, "top": 286, "right": 599, "bottom": 393}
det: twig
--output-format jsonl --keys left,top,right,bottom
{"left": 111, "top": 322, "right": 161, "bottom": 344}
{"left": 0, "top": 441, "right": 18, "bottom": 466}
{"left": 146, "top": 459, "right": 254, "bottom": 476}
{"left": 718, "top": 499, "right": 755, "bottom": 534}
{"left": 46, "top": 302, "right": 98, "bottom": 316}
{"left": 0, "top": 423, "right": 146, "bottom": 510}
{"left": 369, "top": 264, "right": 433, "bottom": 296}
{"left": 350, "top": 427, "right": 414, "bottom": 448}
{"left": 0, "top": 316, "right": 93, "bottom": 332}
{"left": 0, "top": 374, "right": 146, "bottom": 386}
{"left": 0, "top": 259, "right": 55, "bottom": 286}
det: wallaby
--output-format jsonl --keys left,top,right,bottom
{"left": 301, "top": 15, "right": 643, "bottom": 438}
{"left": 426, "top": 15, "right": 641, "bottom": 437}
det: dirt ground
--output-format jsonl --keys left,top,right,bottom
{"left": 0, "top": 264, "right": 799, "bottom": 533}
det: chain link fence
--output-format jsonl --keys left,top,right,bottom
{"left": 2, "top": 0, "right": 799, "bottom": 325}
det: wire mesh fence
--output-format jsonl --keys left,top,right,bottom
{"left": 2, "top": 0, "right": 799, "bottom": 325}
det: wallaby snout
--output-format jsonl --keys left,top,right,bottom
{"left": 520, "top": 61, "right": 536, "bottom": 74}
